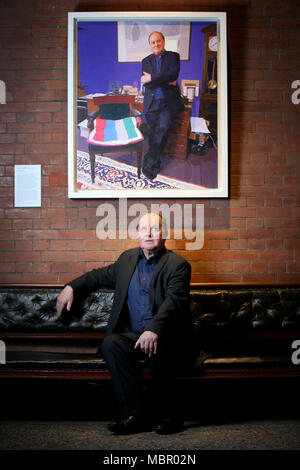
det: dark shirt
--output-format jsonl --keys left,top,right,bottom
{"left": 154, "top": 54, "right": 165, "bottom": 100}
{"left": 127, "top": 248, "right": 160, "bottom": 332}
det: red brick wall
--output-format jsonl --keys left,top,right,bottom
{"left": 0, "top": 0, "right": 299, "bottom": 285}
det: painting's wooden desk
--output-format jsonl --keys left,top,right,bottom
{"left": 134, "top": 100, "right": 192, "bottom": 160}
{"left": 162, "top": 104, "right": 192, "bottom": 160}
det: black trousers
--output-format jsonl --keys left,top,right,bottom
{"left": 101, "top": 330, "right": 183, "bottom": 421}
{"left": 143, "top": 99, "right": 173, "bottom": 173}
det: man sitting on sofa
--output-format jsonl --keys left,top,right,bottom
{"left": 56, "top": 212, "right": 197, "bottom": 435}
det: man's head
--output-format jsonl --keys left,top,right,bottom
{"left": 148, "top": 31, "right": 165, "bottom": 57}
{"left": 138, "top": 212, "right": 166, "bottom": 258}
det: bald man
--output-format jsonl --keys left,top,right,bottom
{"left": 57, "top": 213, "right": 197, "bottom": 435}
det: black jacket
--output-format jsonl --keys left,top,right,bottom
{"left": 142, "top": 50, "right": 185, "bottom": 117}
{"left": 68, "top": 247, "right": 195, "bottom": 350}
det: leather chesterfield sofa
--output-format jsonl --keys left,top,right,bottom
{"left": 0, "top": 284, "right": 300, "bottom": 380}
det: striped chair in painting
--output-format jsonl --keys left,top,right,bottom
{"left": 87, "top": 95, "right": 144, "bottom": 183}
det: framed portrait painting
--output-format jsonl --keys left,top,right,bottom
{"left": 68, "top": 11, "right": 228, "bottom": 198}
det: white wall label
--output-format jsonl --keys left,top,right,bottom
{"left": 14, "top": 165, "right": 41, "bottom": 207}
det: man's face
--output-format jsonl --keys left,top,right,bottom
{"left": 138, "top": 213, "right": 165, "bottom": 254}
{"left": 149, "top": 32, "right": 165, "bottom": 57}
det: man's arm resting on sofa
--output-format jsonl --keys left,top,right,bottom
{"left": 56, "top": 262, "right": 118, "bottom": 318}
{"left": 56, "top": 285, "right": 74, "bottom": 317}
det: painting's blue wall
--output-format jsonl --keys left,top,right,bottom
{"left": 78, "top": 21, "right": 214, "bottom": 116}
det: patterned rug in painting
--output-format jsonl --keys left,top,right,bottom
{"left": 76, "top": 150, "right": 203, "bottom": 191}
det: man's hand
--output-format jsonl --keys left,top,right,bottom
{"left": 141, "top": 72, "right": 151, "bottom": 85}
{"left": 168, "top": 80, "right": 177, "bottom": 86}
{"left": 56, "top": 285, "right": 74, "bottom": 317}
{"left": 134, "top": 331, "right": 158, "bottom": 357}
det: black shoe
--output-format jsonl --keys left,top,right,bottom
{"left": 142, "top": 166, "right": 159, "bottom": 180}
{"left": 155, "top": 418, "right": 184, "bottom": 435}
{"left": 142, "top": 170, "right": 157, "bottom": 180}
{"left": 107, "top": 415, "right": 155, "bottom": 435}
{"left": 142, "top": 153, "right": 160, "bottom": 180}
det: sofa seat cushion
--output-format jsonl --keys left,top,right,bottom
{"left": 203, "top": 354, "right": 292, "bottom": 369}
{"left": 2, "top": 351, "right": 107, "bottom": 371}
{"left": 190, "top": 352, "right": 296, "bottom": 373}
